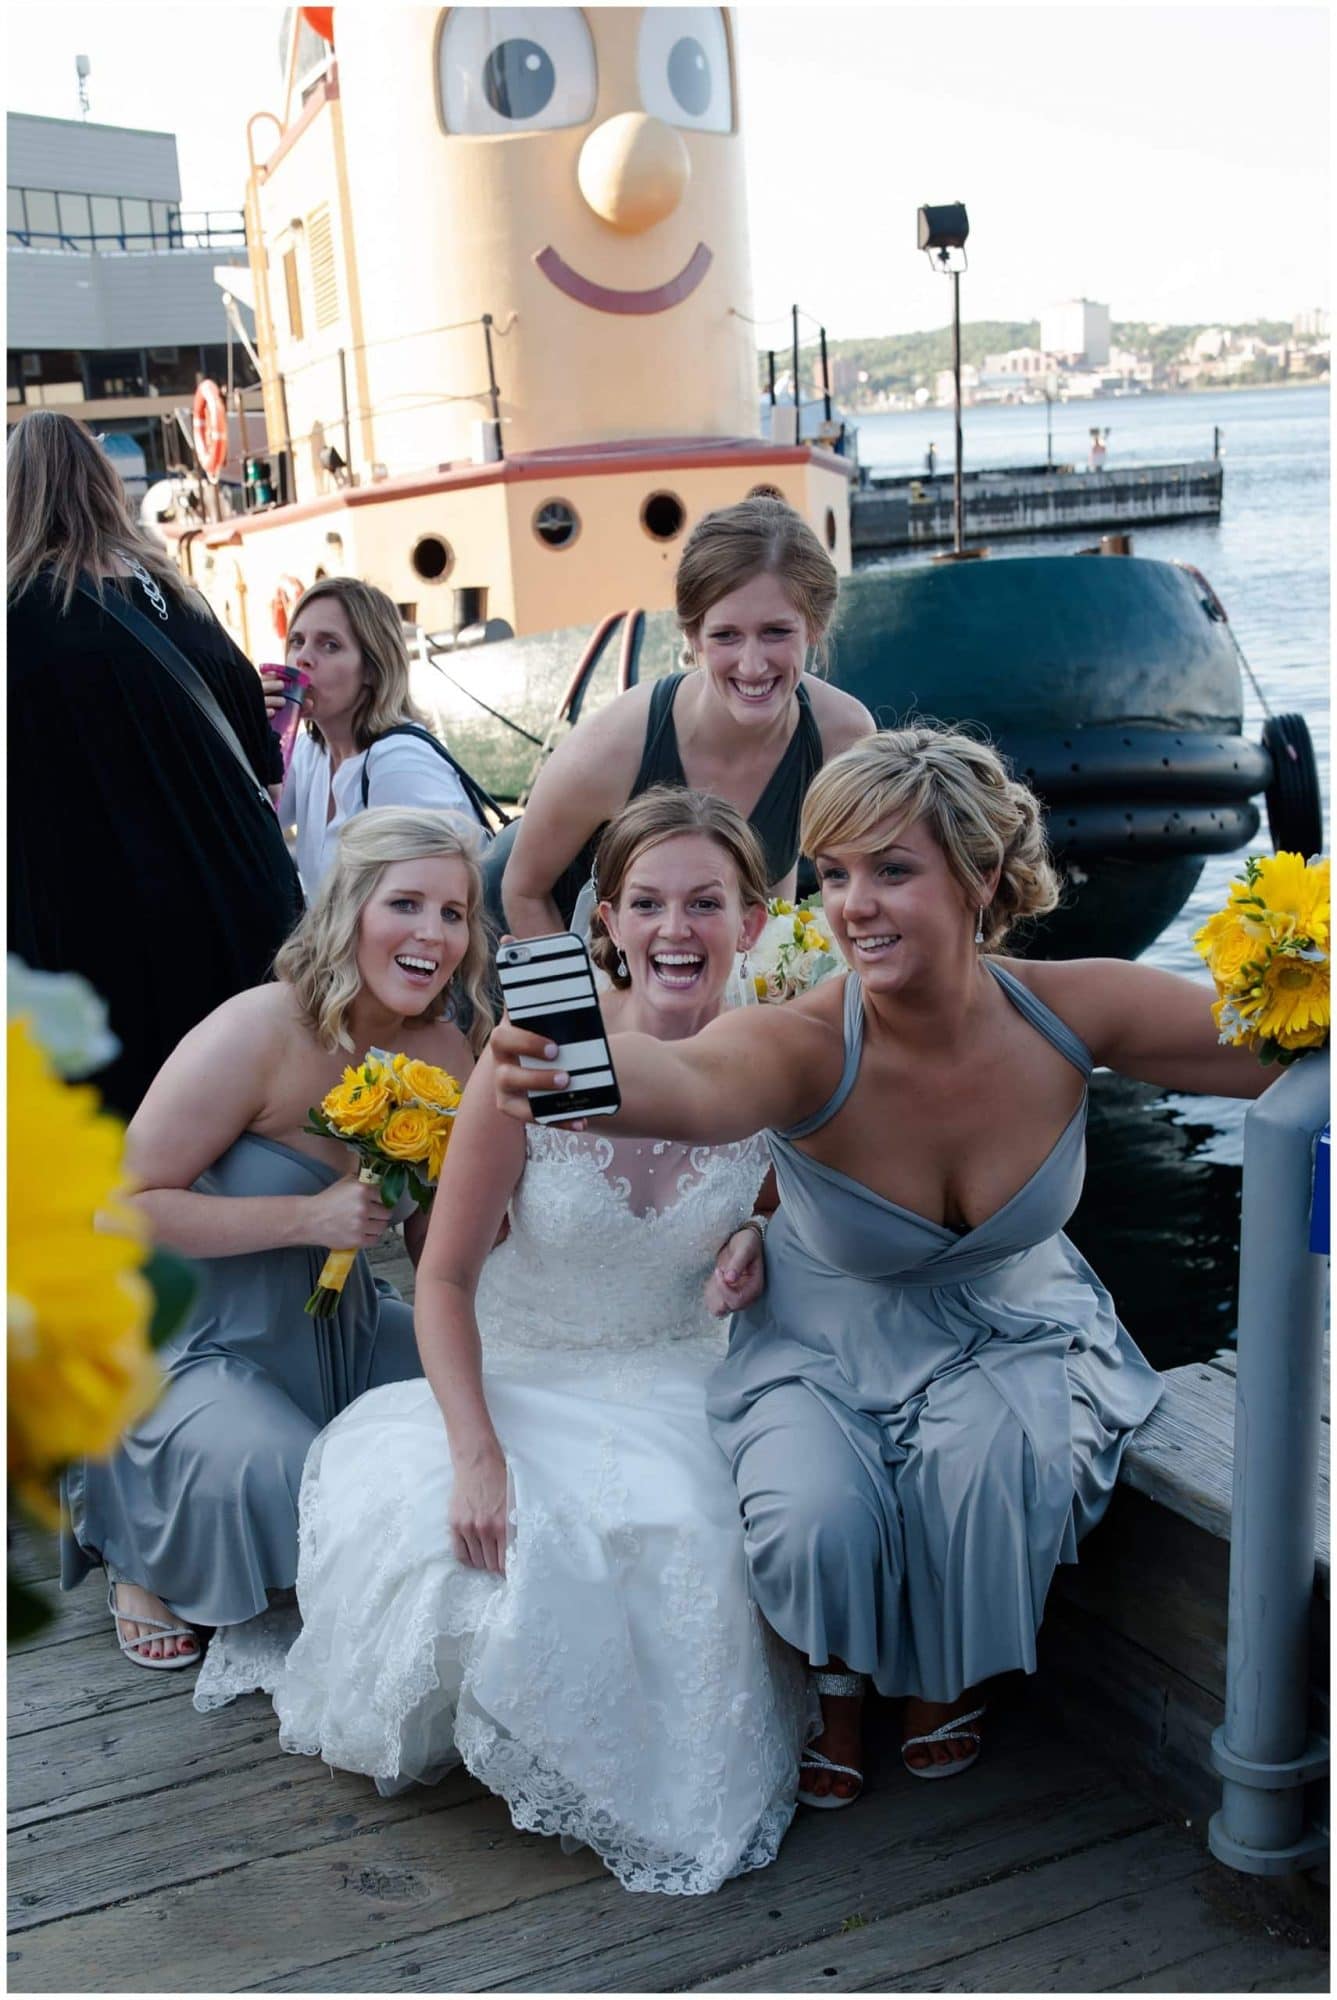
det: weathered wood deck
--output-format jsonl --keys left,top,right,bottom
{"left": 8, "top": 1245, "right": 1329, "bottom": 1993}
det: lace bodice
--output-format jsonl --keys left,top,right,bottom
{"left": 475, "top": 1128, "right": 768, "bottom": 1356}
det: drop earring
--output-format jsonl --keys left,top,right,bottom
{"left": 616, "top": 947, "right": 628, "bottom": 979}
{"left": 975, "top": 908, "right": 986, "bottom": 945}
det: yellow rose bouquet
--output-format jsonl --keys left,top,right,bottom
{"left": 303, "top": 1048, "right": 463, "bottom": 1316}
{"left": 1194, "top": 851, "right": 1330, "bottom": 1067}
{"left": 750, "top": 894, "right": 847, "bottom": 1003}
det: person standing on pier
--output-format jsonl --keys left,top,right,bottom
{"left": 925, "top": 442, "right": 938, "bottom": 476}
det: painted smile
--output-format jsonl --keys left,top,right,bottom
{"left": 534, "top": 242, "right": 713, "bottom": 316}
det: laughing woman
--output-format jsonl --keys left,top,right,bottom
{"left": 66, "top": 809, "right": 491, "bottom": 1672}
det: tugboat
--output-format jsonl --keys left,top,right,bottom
{"left": 173, "top": 4, "right": 1320, "bottom": 958}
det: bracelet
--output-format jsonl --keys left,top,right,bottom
{"left": 739, "top": 1212, "right": 770, "bottom": 1244}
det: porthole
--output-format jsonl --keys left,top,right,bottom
{"left": 640, "top": 490, "right": 685, "bottom": 541}
{"left": 824, "top": 507, "right": 837, "bottom": 552}
{"left": 533, "top": 498, "right": 581, "bottom": 549}
{"left": 412, "top": 533, "right": 454, "bottom": 581}
{"left": 747, "top": 483, "right": 785, "bottom": 502}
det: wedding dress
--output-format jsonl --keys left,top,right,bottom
{"left": 203, "top": 1127, "right": 810, "bottom": 1896}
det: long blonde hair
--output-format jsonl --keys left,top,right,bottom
{"left": 589, "top": 787, "right": 769, "bottom": 989}
{"left": 6, "top": 409, "right": 195, "bottom": 613}
{"left": 274, "top": 808, "right": 493, "bottom": 1054}
{"left": 674, "top": 495, "right": 839, "bottom": 672}
{"left": 290, "top": 576, "right": 428, "bottom": 753}
{"left": 800, "top": 724, "right": 1060, "bottom": 949}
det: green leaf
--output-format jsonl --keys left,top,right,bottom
{"left": 381, "top": 1163, "right": 408, "bottom": 1208}
{"left": 8, "top": 1571, "right": 52, "bottom": 1644}
{"left": 142, "top": 1248, "right": 198, "bottom": 1349}
{"left": 406, "top": 1171, "right": 434, "bottom": 1212}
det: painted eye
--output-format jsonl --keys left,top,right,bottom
{"left": 637, "top": 7, "right": 733, "bottom": 133}
{"left": 439, "top": 7, "right": 597, "bottom": 134}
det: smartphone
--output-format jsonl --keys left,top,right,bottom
{"left": 495, "top": 933, "right": 621, "bottom": 1123}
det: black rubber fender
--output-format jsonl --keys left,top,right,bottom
{"left": 1261, "top": 713, "right": 1324, "bottom": 858}
{"left": 1004, "top": 727, "right": 1271, "bottom": 806}
{"left": 1045, "top": 799, "right": 1260, "bottom": 858}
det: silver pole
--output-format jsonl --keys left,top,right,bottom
{"left": 1209, "top": 1051, "right": 1330, "bottom": 1875}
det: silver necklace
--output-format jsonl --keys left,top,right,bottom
{"left": 124, "top": 556, "right": 169, "bottom": 622}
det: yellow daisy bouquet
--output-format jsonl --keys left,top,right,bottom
{"left": 750, "top": 894, "right": 847, "bottom": 1003}
{"left": 303, "top": 1047, "right": 462, "bottom": 1316}
{"left": 1194, "top": 851, "right": 1330, "bottom": 1066}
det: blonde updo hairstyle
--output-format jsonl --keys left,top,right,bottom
{"left": 290, "top": 575, "right": 429, "bottom": 753}
{"left": 674, "top": 495, "right": 839, "bottom": 674}
{"left": 799, "top": 724, "right": 1060, "bottom": 950}
{"left": 589, "top": 787, "right": 770, "bottom": 991}
{"left": 274, "top": 807, "right": 493, "bottom": 1053}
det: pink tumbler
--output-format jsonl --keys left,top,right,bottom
{"left": 265, "top": 663, "right": 311, "bottom": 777}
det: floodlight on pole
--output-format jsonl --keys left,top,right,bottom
{"left": 917, "top": 203, "right": 970, "bottom": 554}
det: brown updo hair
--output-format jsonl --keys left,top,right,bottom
{"left": 590, "top": 787, "right": 769, "bottom": 990}
{"left": 674, "top": 495, "right": 839, "bottom": 673}
{"left": 799, "top": 724, "right": 1060, "bottom": 950}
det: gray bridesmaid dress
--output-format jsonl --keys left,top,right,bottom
{"left": 63, "top": 1133, "right": 422, "bottom": 1624}
{"left": 708, "top": 964, "right": 1163, "bottom": 1702}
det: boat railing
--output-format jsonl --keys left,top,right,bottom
{"left": 7, "top": 209, "right": 246, "bottom": 254}
{"left": 1209, "top": 1049, "right": 1330, "bottom": 1877}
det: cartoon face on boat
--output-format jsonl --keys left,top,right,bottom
{"left": 326, "top": 6, "right": 758, "bottom": 454}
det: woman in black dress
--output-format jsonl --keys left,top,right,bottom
{"left": 7, "top": 411, "right": 302, "bottom": 1118}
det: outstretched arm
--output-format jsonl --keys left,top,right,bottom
{"left": 500, "top": 694, "right": 646, "bottom": 937}
{"left": 1020, "top": 957, "right": 1277, "bottom": 1098}
{"left": 489, "top": 998, "right": 839, "bottom": 1141}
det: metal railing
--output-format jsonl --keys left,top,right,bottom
{"left": 7, "top": 210, "right": 245, "bottom": 254}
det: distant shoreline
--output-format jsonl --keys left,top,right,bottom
{"left": 844, "top": 378, "right": 1329, "bottom": 418}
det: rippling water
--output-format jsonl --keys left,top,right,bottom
{"left": 856, "top": 384, "right": 1330, "bottom": 1363}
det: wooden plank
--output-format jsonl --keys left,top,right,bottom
{"left": 8, "top": 1526, "right": 60, "bottom": 1587}
{"left": 1122, "top": 1364, "right": 1330, "bottom": 1588}
{"left": 8, "top": 1789, "right": 607, "bottom": 1995}
{"left": 697, "top": 1823, "right": 1209, "bottom": 1989}
{"left": 1208, "top": 1339, "right": 1330, "bottom": 1424}
{"left": 9, "top": 1626, "right": 204, "bottom": 1739}
{"left": 8, "top": 1573, "right": 114, "bottom": 1657}
{"left": 255, "top": 1718, "right": 1160, "bottom": 1994}
{"left": 10, "top": 1752, "right": 484, "bottom": 1931}
{"left": 1111, "top": 1939, "right": 1332, "bottom": 1992}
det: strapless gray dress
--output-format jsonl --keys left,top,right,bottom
{"left": 63, "top": 1133, "right": 422, "bottom": 1625}
{"left": 707, "top": 964, "right": 1163, "bottom": 1702}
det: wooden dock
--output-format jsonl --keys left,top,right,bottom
{"left": 8, "top": 1244, "right": 1329, "bottom": 1993}
{"left": 849, "top": 460, "right": 1223, "bottom": 555}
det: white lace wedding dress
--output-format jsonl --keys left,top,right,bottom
{"left": 202, "top": 1128, "right": 810, "bottom": 1896}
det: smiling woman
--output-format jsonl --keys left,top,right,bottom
{"left": 61, "top": 807, "right": 491, "bottom": 1674}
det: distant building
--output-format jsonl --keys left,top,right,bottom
{"left": 1189, "top": 327, "right": 1229, "bottom": 363}
{"left": 1040, "top": 299, "right": 1111, "bottom": 367}
{"left": 1293, "top": 307, "right": 1330, "bottom": 340}
{"left": 7, "top": 111, "right": 255, "bottom": 474}
{"left": 935, "top": 363, "right": 979, "bottom": 407}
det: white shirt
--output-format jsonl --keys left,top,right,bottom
{"left": 279, "top": 727, "right": 487, "bottom": 899}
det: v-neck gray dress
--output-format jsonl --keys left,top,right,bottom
{"left": 63, "top": 1133, "right": 422, "bottom": 1625}
{"left": 707, "top": 965, "right": 1163, "bottom": 1702}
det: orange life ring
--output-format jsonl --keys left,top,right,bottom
{"left": 300, "top": 6, "right": 334, "bottom": 43}
{"left": 271, "top": 574, "right": 306, "bottom": 644}
{"left": 192, "top": 379, "right": 229, "bottom": 482}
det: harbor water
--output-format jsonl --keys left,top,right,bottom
{"left": 856, "top": 384, "right": 1329, "bottom": 1364}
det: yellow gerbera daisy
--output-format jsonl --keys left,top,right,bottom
{"left": 1246, "top": 953, "right": 1330, "bottom": 1049}
{"left": 1246, "top": 852, "right": 1329, "bottom": 948}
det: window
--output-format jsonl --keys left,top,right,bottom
{"left": 283, "top": 248, "right": 304, "bottom": 341}
{"left": 307, "top": 205, "right": 339, "bottom": 330}
{"left": 7, "top": 187, "right": 26, "bottom": 237}
{"left": 86, "top": 349, "right": 147, "bottom": 398}
{"left": 120, "top": 198, "right": 150, "bottom": 242}
{"left": 151, "top": 200, "right": 173, "bottom": 243}
{"left": 24, "top": 190, "right": 57, "bottom": 236}
{"left": 90, "top": 194, "right": 121, "bottom": 240}
{"left": 146, "top": 347, "right": 199, "bottom": 396}
{"left": 533, "top": 498, "right": 580, "bottom": 549}
{"left": 58, "top": 191, "right": 91, "bottom": 243}
{"left": 412, "top": 535, "right": 454, "bottom": 581}
{"left": 640, "top": 491, "right": 686, "bottom": 541}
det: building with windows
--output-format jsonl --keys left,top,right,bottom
{"left": 1039, "top": 299, "right": 1111, "bottom": 368}
{"left": 7, "top": 111, "right": 255, "bottom": 475}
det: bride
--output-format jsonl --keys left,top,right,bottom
{"left": 269, "top": 789, "right": 812, "bottom": 1895}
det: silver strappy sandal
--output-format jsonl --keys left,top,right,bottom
{"left": 901, "top": 1703, "right": 986, "bottom": 1780}
{"left": 798, "top": 1669, "right": 865, "bottom": 1809}
{"left": 108, "top": 1580, "right": 200, "bottom": 1671}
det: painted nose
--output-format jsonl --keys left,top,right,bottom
{"left": 577, "top": 113, "right": 690, "bottom": 233}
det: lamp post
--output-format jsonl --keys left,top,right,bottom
{"left": 1044, "top": 368, "right": 1059, "bottom": 469}
{"left": 917, "top": 203, "right": 969, "bottom": 554}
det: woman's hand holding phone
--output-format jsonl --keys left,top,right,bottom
{"left": 490, "top": 1015, "right": 568, "bottom": 1123}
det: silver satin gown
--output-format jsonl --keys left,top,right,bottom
{"left": 63, "top": 1132, "right": 422, "bottom": 1624}
{"left": 708, "top": 964, "right": 1164, "bottom": 1702}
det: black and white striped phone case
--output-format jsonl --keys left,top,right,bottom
{"left": 496, "top": 933, "right": 621, "bottom": 1123}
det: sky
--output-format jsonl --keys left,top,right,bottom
{"left": 5, "top": 1, "right": 1330, "bottom": 338}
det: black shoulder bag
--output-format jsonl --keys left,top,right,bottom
{"left": 360, "top": 722, "right": 514, "bottom": 834}
{"left": 79, "top": 578, "right": 276, "bottom": 817}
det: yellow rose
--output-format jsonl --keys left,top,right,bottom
{"left": 771, "top": 899, "right": 794, "bottom": 916}
{"left": 1194, "top": 908, "right": 1257, "bottom": 991}
{"left": 396, "top": 1057, "right": 463, "bottom": 1114}
{"left": 379, "top": 1106, "right": 436, "bottom": 1164}
{"left": 802, "top": 926, "right": 830, "bottom": 952}
{"left": 753, "top": 974, "right": 771, "bottom": 1001}
{"left": 425, "top": 1112, "right": 456, "bottom": 1182}
{"left": 321, "top": 1069, "right": 395, "bottom": 1136}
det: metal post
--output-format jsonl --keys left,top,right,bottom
{"left": 819, "top": 324, "right": 832, "bottom": 422}
{"left": 1209, "top": 1052, "right": 1330, "bottom": 1876}
{"left": 767, "top": 350, "right": 776, "bottom": 406}
{"left": 1214, "top": 425, "right": 1222, "bottom": 461}
{"left": 791, "top": 303, "right": 801, "bottom": 443}
{"left": 338, "top": 345, "right": 353, "bottom": 483}
{"left": 952, "top": 269, "right": 964, "bottom": 553}
{"left": 1045, "top": 394, "right": 1053, "bottom": 470}
{"left": 481, "top": 313, "right": 504, "bottom": 462}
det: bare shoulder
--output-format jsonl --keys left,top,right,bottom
{"left": 803, "top": 673, "right": 877, "bottom": 749}
{"left": 186, "top": 981, "right": 302, "bottom": 1062}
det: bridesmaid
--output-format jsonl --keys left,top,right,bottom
{"left": 488, "top": 726, "right": 1273, "bottom": 1803}
{"left": 66, "top": 808, "right": 492, "bottom": 1670}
